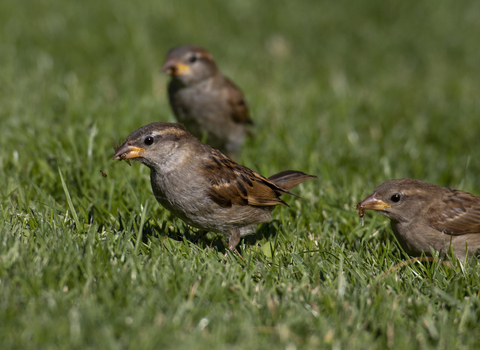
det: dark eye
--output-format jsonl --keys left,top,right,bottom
{"left": 188, "top": 55, "right": 197, "bottom": 63}
{"left": 144, "top": 136, "right": 154, "bottom": 145}
{"left": 390, "top": 193, "right": 401, "bottom": 203}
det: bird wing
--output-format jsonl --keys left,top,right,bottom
{"left": 426, "top": 189, "right": 480, "bottom": 235}
{"left": 203, "top": 150, "right": 288, "bottom": 208}
{"left": 223, "top": 77, "right": 253, "bottom": 125}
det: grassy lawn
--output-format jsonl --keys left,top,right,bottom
{"left": 1, "top": 0, "right": 480, "bottom": 348}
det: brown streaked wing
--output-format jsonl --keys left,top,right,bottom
{"left": 427, "top": 189, "right": 480, "bottom": 235}
{"left": 204, "top": 151, "right": 287, "bottom": 208}
{"left": 223, "top": 78, "right": 253, "bottom": 125}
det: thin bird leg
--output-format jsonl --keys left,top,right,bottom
{"left": 224, "top": 228, "right": 246, "bottom": 262}
{"left": 227, "top": 228, "right": 241, "bottom": 251}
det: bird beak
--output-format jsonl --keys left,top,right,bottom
{"left": 112, "top": 142, "right": 145, "bottom": 161}
{"left": 161, "top": 60, "right": 190, "bottom": 76}
{"left": 357, "top": 193, "right": 391, "bottom": 216}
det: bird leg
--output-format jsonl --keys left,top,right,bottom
{"left": 228, "top": 228, "right": 241, "bottom": 251}
{"left": 224, "top": 228, "right": 246, "bottom": 262}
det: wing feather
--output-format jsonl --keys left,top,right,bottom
{"left": 427, "top": 189, "right": 480, "bottom": 235}
{"left": 222, "top": 77, "right": 253, "bottom": 125}
{"left": 203, "top": 150, "right": 288, "bottom": 208}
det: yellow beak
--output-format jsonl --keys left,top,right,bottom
{"left": 161, "top": 61, "right": 191, "bottom": 76}
{"left": 113, "top": 143, "right": 145, "bottom": 161}
{"left": 357, "top": 193, "right": 391, "bottom": 216}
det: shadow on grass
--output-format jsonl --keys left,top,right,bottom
{"left": 119, "top": 213, "right": 282, "bottom": 255}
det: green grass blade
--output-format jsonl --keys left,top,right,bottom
{"left": 58, "top": 168, "right": 82, "bottom": 231}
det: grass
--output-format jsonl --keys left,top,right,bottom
{"left": 1, "top": 0, "right": 480, "bottom": 348}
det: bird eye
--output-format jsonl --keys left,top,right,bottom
{"left": 390, "top": 193, "right": 401, "bottom": 203}
{"left": 144, "top": 136, "right": 154, "bottom": 145}
{"left": 188, "top": 55, "right": 197, "bottom": 63}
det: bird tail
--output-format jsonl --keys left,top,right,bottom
{"left": 268, "top": 171, "right": 317, "bottom": 192}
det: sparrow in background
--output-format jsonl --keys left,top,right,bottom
{"left": 357, "top": 178, "right": 480, "bottom": 260}
{"left": 162, "top": 45, "right": 253, "bottom": 158}
{"left": 113, "top": 122, "right": 316, "bottom": 251}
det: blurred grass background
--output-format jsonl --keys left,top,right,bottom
{"left": 1, "top": 0, "right": 480, "bottom": 349}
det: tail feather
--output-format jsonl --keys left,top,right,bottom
{"left": 268, "top": 170, "right": 317, "bottom": 191}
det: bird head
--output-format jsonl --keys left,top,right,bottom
{"left": 161, "top": 45, "right": 218, "bottom": 85}
{"left": 357, "top": 178, "right": 439, "bottom": 222}
{"left": 113, "top": 122, "right": 191, "bottom": 169}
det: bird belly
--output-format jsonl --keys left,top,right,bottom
{"left": 391, "top": 221, "right": 437, "bottom": 256}
{"left": 153, "top": 188, "right": 272, "bottom": 237}
{"left": 392, "top": 221, "right": 480, "bottom": 259}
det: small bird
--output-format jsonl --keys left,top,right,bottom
{"left": 113, "top": 122, "right": 316, "bottom": 251}
{"left": 161, "top": 45, "right": 253, "bottom": 158}
{"left": 357, "top": 178, "right": 480, "bottom": 260}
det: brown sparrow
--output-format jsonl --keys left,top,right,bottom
{"left": 161, "top": 45, "right": 252, "bottom": 158}
{"left": 113, "top": 122, "right": 316, "bottom": 251}
{"left": 357, "top": 178, "right": 480, "bottom": 260}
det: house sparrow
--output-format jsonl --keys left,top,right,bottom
{"left": 357, "top": 178, "right": 480, "bottom": 260}
{"left": 161, "top": 45, "right": 253, "bottom": 158}
{"left": 113, "top": 122, "right": 316, "bottom": 251}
